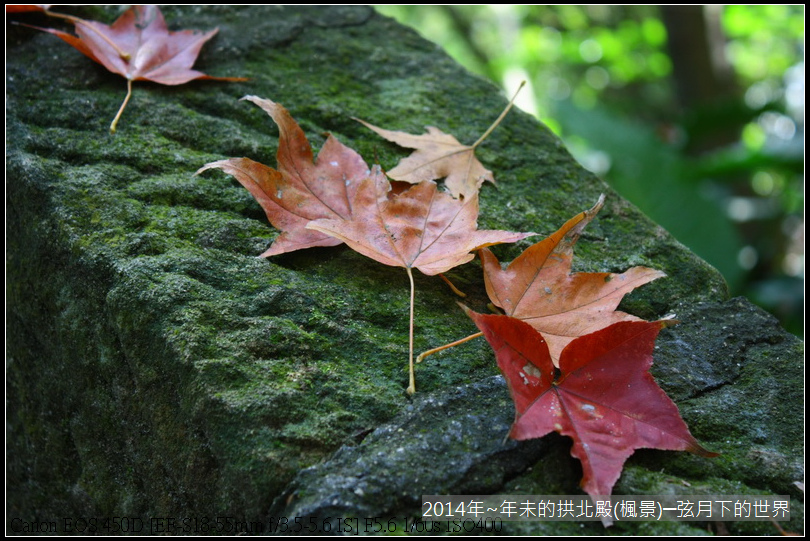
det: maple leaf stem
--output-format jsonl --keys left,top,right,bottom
{"left": 438, "top": 273, "right": 467, "bottom": 297}
{"left": 416, "top": 331, "right": 484, "bottom": 364}
{"left": 406, "top": 267, "right": 417, "bottom": 395}
{"left": 42, "top": 9, "right": 78, "bottom": 22}
{"left": 110, "top": 79, "right": 133, "bottom": 134}
{"left": 44, "top": 9, "right": 132, "bottom": 60}
{"left": 470, "top": 80, "right": 525, "bottom": 149}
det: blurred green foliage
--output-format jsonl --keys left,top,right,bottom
{"left": 376, "top": 5, "right": 804, "bottom": 337}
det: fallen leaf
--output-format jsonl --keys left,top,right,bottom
{"left": 308, "top": 175, "right": 531, "bottom": 393}
{"left": 197, "top": 96, "right": 375, "bottom": 257}
{"left": 30, "top": 5, "right": 246, "bottom": 132}
{"left": 465, "top": 308, "right": 717, "bottom": 501}
{"left": 356, "top": 82, "right": 524, "bottom": 199}
{"left": 416, "top": 196, "right": 664, "bottom": 366}
{"left": 356, "top": 121, "right": 493, "bottom": 200}
{"left": 481, "top": 195, "right": 666, "bottom": 365}
{"left": 308, "top": 175, "right": 529, "bottom": 276}
{"left": 6, "top": 5, "right": 49, "bottom": 13}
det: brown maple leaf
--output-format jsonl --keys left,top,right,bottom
{"left": 308, "top": 174, "right": 532, "bottom": 393}
{"left": 356, "top": 82, "right": 524, "bottom": 200}
{"left": 197, "top": 96, "right": 375, "bottom": 257}
{"left": 355, "top": 121, "right": 493, "bottom": 201}
{"left": 30, "top": 5, "right": 246, "bottom": 132}
{"left": 481, "top": 195, "right": 666, "bottom": 366}
{"left": 466, "top": 309, "right": 716, "bottom": 515}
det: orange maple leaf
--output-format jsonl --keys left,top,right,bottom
{"left": 29, "top": 5, "right": 246, "bottom": 132}
{"left": 418, "top": 196, "right": 664, "bottom": 367}
{"left": 197, "top": 96, "right": 374, "bottom": 257}
{"left": 308, "top": 174, "right": 532, "bottom": 393}
{"left": 481, "top": 195, "right": 666, "bottom": 366}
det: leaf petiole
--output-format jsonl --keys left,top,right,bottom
{"left": 416, "top": 331, "right": 483, "bottom": 364}
{"left": 110, "top": 78, "right": 133, "bottom": 134}
{"left": 406, "top": 267, "right": 416, "bottom": 395}
{"left": 438, "top": 273, "right": 466, "bottom": 297}
{"left": 470, "top": 80, "right": 525, "bottom": 149}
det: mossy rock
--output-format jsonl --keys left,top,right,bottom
{"left": 7, "top": 6, "right": 802, "bottom": 535}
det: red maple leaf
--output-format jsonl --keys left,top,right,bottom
{"left": 29, "top": 5, "right": 246, "bottom": 132}
{"left": 465, "top": 308, "right": 717, "bottom": 500}
{"left": 198, "top": 96, "right": 531, "bottom": 394}
{"left": 197, "top": 96, "right": 374, "bottom": 258}
{"left": 6, "top": 5, "right": 49, "bottom": 13}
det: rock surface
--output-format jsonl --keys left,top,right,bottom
{"left": 7, "top": 5, "right": 803, "bottom": 535}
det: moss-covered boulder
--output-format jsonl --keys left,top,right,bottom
{"left": 7, "top": 6, "right": 802, "bottom": 535}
